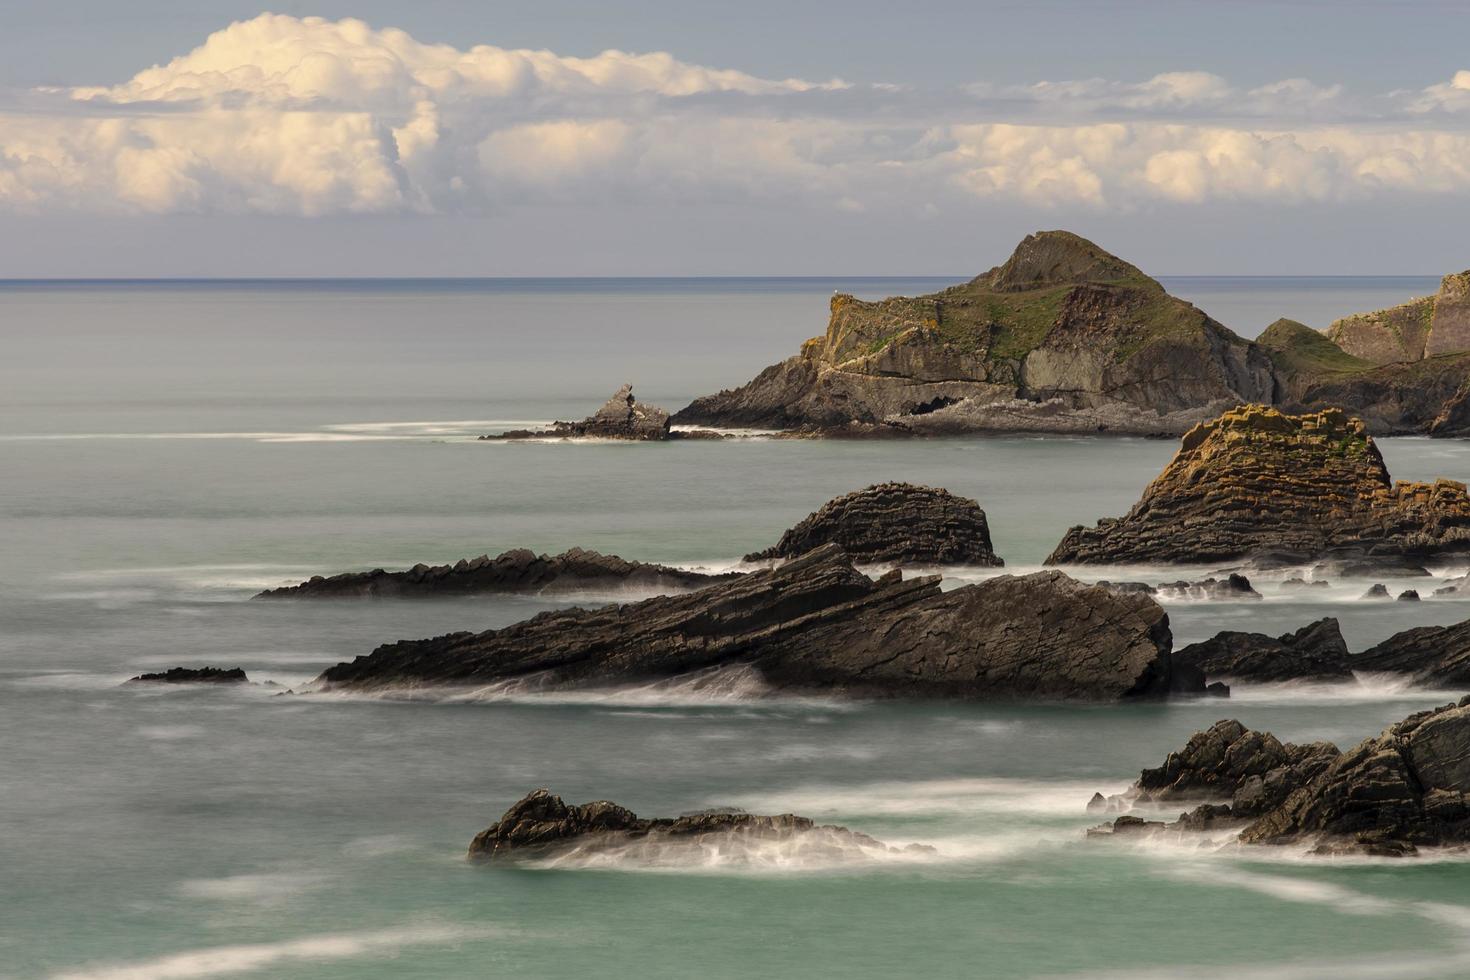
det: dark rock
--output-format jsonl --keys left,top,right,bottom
{"left": 255, "top": 547, "right": 736, "bottom": 599}
{"left": 315, "top": 544, "right": 1189, "bottom": 702}
{"left": 485, "top": 385, "right": 672, "bottom": 441}
{"left": 743, "top": 483, "right": 1002, "bottom": 566}
{"left": 1047, "top": 405, "right": 1470, "bottom": 566}
{"left": 1281, "top": 577, "right": 1330, "bottom": 590}
{"left": 1096, "top": 580, "right": 1156, "bottom": 595}
{"left": 468, "top": 788, "right": 914, "bottom": 862}
{"left": 1399, "top": 589, "right": 1422, "bottom": 602}
{"left": 128, "top": 666, "right": 248, "bottom": 684}
{"left": 1154, "top": 574, "right": 1260, "bottom": 601}
{"left": 1173, "top": 618, "right": 1353, "bottom": 683}
{"left": 1353, "top": 619, "right": 1470, "bottom": 686}
{"left": 1361, "top": 584, "right": 1391, "bottom": 599}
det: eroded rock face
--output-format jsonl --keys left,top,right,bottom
{"left": 255, "top": 548, "right": 734, "bottom": 599}
{"left": 744, "top": 483, "right": 1002, "bottom": 566}
{"left": 314, "top": 544, "right": 1186, "bottom": 702}
{"left": 488, "top": 385, "right": 672, "bottom": 440}
{"left": 1173, "top": 618, "right": 1352, "bottom": 683}
{"left": 673, "top": 231, "right": 1273, "bottom": 436}
{"left": 468, "top": 789, "right": 907, "bottom": 862}
{"left": 1326, "top": 272, "right": 1470, "bottom": 365}
{"left": 1047, "top": 405, "right": 1470, "bottom": 567}
{"left": 127, "top": 667, "right": 248, "bottom": 684}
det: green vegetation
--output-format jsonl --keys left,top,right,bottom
{"left": 1258, "top": 318, "right": 1370, "bottom": 378}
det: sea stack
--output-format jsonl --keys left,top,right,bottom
{"left": 744, "top": 483, "right": 1003, "bottom": 566}
{"left": 487, "top": 384, "right": 672, "bottom": 440}
{"left": 1046, "top": 405, "right": 1470, "bottom": 568}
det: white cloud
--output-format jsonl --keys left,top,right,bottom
{"left": 2, "top": 14, "right": 1470, "bottom": 216}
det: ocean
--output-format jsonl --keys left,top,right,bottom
{"left": 6, "top": 275, "right": 1470, "bottom": 979}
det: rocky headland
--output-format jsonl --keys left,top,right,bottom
{"left": 1047, "top": 404, "right": 1470, "bottom": 568}
{"left": 314, "top": 543, "right": 1199, "bottom": 702}
{"left": 468, "top": 788, "right": 916, "bottom": 863}
{"left": 255, "top": 547, "right": 735, "bottom": 599}
{"left": 666, "top": 232, "right": 1470, "bottom": 438}
{"left": 745, "top": 483, "right": 1002, "bottom": 566}
{"left": 1091, "top": 700, "right": 1470, "bottom": 856}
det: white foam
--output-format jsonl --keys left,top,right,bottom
{"left": 177, "top": 872, "right": 329, "bottom": 905}
{"left": 732, "top": 776, "right": 1128, "bottom": 820}
{"left": 49, "top": 924, "right": 497, "bottom": 980}
{"left": 1209, "top": 673, "right": 1458, "bottom": 706}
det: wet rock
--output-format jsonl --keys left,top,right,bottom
{"left": 1154, "top": 574, "right": 1260, "bottom": 601}
{"left": 255, "top": 548, "right": 736, "bottom": 599}
{"left": 1399, "top": 589, "right": 1422, "bottom": 602}
{"left": 1047, "top": 405, "right": 1470, "bottom": 567}
{"left": 468, "top": 788, "right": 915, "bottom": 861}
{"left": 315, "top": 544, "right": 1191, "bottom": 702}
{"left": 1281, "top": 577, "right": 1330, "bottom": 591}
{"left": 1173, "top": 618, "right": 1352, "bottom": 683}
{"left": 128, "top": 666, "right": 248, "bottom": 684}
{"left": 1354, "top": 621, "right": 1470, "bottom": 687}
{"left": 486, "top": 385, "right": 672, "bottom": 441}
{"left": 1361, "top": 584, "right": 1391, "bottom": 599}
{"left": 743, "top": 483, "right": 1002, "bottom": 566}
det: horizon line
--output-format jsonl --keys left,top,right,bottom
{"left": 0, "top": 273, "right": 1443, "bottom": 283}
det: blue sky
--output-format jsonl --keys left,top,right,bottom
{"left": 2, "top": 2, "right": 1468, "bottom": 276}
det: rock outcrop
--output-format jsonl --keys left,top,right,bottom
{"left": 468, "top": 788, "right": 910, "bottom": 862}
{"left": 1325, "top": 272, "right": 1470, "bottom": 365}
{"left": 487, "top": 385, "right": 673, "bottom": 440}
{"left": 1354, "top": 620, "right": 1470, "bottom": 687}
{"left": 255, "top": 548, "right": 735, "bottom": 599}
{"left": 1096, "top": 575, "right": 1260, "bottom": 600}
{"left": 673, "top": 231, "right": 1274, "bottom": 436}
{"left": 1173, "top": 618, "right": 1352, "bottom": 683}
{"left": 127, "top": 667, "right": 249, "bottom": 684}
{"left": 315, "top": 544, "right": 1193, "bottom": 702}
{"left": 744, "top": 483, "right": 1002, "bottom": 566}
{"left": 1047, "top": 405, "right": 1470, "bottom": 567}
{"left": 1091, "top": 703, "right": 1470, "bottom": 855}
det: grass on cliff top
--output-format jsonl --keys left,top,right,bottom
{"left": 1258, "top": 318, "right": 1371, "bottom": 378}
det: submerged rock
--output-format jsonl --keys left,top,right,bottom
{"left": 128, "top": 666, "right": 248, "bottom": 684}
{"left": 468, "top": 788, "right": 914, "bottom": 862}
{"left": 1091, "top": 700, "right": 1470, "bottom": 854}
{"left": 1047, "top": 405, "right": 1470, "bottom": 567}
{"left": 743, "top": 483, "right": 1003, "bottom": 566}
{"left": 1174, "top": 618, "right": 1352, "bottom": 683}
{"left": 1155, "top": 574, "right": 1260, "bottom": 601}
{"left": 486, "top": 385, "right": 673, "bottom": 441}
{"left": 315, "top": 544, "right": 1191, "bottom": 702}
{"left": 1399, "top": 589, "right": 1422, "bottom": 602}
{"left": 255, "top": 548, "right": 735, "bottom": 599}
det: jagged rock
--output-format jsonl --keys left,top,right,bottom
{"left": 1174, "top": 618, "right": 1352, "bottom": 683}
{"left": 1399, "top": 589, "right": 1422, "bottom": 602}
{"left": 1090, "top": 719, "right": 1340, "bottom": 824}
{"left": 468, "top": 788, "right": 914, "bottom": 862}
{"left": 255, "top": 548, "right": 735, "bottom": 599}
{"left": 1325, "top": 272, "right": 1470, "bottom": 365}
{"left": 314, "top": 544, "right": 1193, "bottom": 702}
{"left": 673, "top": 231, "right": 1274, "bottom": 436}
{"left": 743, "top": 483, "right": 1002, "bottom": 566}
{"left": 1047, "top": 405, "right": 1470, "bottom": 567}
{"left": 127, "top": 666, "right": 248, "bottom": 684}
{"left": 486, "top": 385, "right": 672, "bottom": 441}
{"left": 1362, "top": 583, "right": 1391, "bottom": 599}
{"left": 1091, "top": 700, "right": 1470, "bottom": 854}
{"left": 1354, "top": 620, "right": 1470, "bottom": 686}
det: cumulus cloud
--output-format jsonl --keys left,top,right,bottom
{"left": 1, "top": 14, "right": 1470, "bottom": 215}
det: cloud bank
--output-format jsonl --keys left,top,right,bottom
{"left": 2, "top": 13, "right": 1469, "bottom": 216}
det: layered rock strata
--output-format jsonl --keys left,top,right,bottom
{"left": 745, "top": 483, "right": 1002, "bottom": 566}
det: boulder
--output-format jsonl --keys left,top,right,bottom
{"left": 255, "top": 547, "right": 736, "bottom": 599}
{"left": 127, "top": 666, "right": 248, "bottom": 684}
{"left": 743, "top": 483, "right": 1002, "bottom": 566}
{"left": 1047, "top": 405, "right": 1470, "bottom": 567}
{"left": 314, "top": 544, "right": 1193, "bottom": 702}
{"left": 1173, "top": 618, "right": 1352, "bottom": 683}
{"left": 1399, "top": 589, "right": 1422, "bottom": 602}
{"left": 1361, "top": 583, "right": 1391, "bottom": 599}
{"left": 468, "top": 789, "right": 913, "bottom": 862}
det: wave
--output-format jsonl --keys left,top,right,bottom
{"left": 1, "top": 419, "right": 539, "bottom": 444}
{"left": 1195, "top": 673, "right": 1459, "bottom": 706}
{"left": 729, "top": 776, "right": 1129, "bottom": 820}
{"left": 49, "top": 924, "right": 498, "bottom": 980}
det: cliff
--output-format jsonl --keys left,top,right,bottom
{"left": 1325, "top": 272, "right": 1470, "bottom": 365}
{"left": 673, "top": 231, "right": 1274, "bottom": 436}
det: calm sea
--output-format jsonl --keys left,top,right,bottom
{"left": 5, "top": 276, "right": 1470, "bottom": 980}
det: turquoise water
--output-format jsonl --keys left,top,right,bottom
{"left": 4, "top": 277, "right": 1470, "bottom": 980}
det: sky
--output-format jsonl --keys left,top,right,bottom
{"left": 1, "top": 1, "right": 1469, "bottom": 276}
